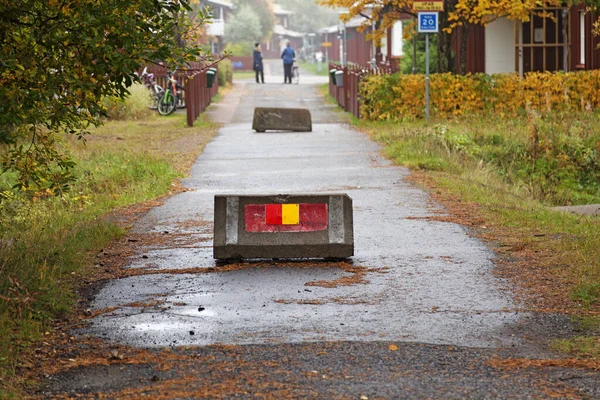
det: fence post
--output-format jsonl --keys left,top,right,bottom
{"left": 186, "top": 75, "right": 194, "bottom": 127}
{"left": 185, "top": 66, "right": 220, "bottom": 127}
{"left": 343, "top": 66, "right": 349, "bottom": 112}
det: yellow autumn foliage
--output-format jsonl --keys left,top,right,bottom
{"left": 359, "top": 70, "right": 600, "bottom": 120}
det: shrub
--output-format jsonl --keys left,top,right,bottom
{"left": 102, "top": 83, "right": 151, "bottom": 120}
{"left": 360, "top": 70, "right": 600, "bottom": 120}
{"left": 218, "top": 59, "right": 233, "bottom": 87}
{"left": 224, "top": 41, "right": 254, "bottom": 56}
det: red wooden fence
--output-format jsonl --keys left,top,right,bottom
{"left": 328, "top": 63, "right": 395, "bottom": 119}
{"left": 229, "top": 56, "right": 254, "bottom": 71}
{"left": 185, "top": 66, "right": 219, "bottom": 127}
{"left": 141, "top": 62, "right": 219, "bottom": 126}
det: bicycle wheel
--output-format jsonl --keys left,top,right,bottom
{"left": 177, "top": 92, "right": 186, "bottom": 109}
{"left": 157, "top": 91, "right": 176, "bottom": 115}
{"left": 149, "top": 93, "right": 158, "bottom": 110}
{"left": 150, "top": 85, "right": 164, "bottom": 110}
{"left": 292, "top": 67, "right": 299, "bottom": 84}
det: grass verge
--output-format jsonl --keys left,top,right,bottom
{"left": 318, "top": 83, "right": 339, "bottom": 106}
{"left": 0, "top": 112, "right": 218, "bottom": 395}
{"left": 298, "top": 61, "right": 329, "bottom": 76}
{"left": 352, "top": 115, "right": 600, "bottom": 359}
{"left": 232, "top": 71, "right": 256, "bottom": 81}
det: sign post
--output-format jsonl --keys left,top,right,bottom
{"left": 418, "top": 12, "right": 439, "bottom": 121}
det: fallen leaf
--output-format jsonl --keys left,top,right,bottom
{"left": 109, "top": 350, "right": 124, "bottom": 360}
{"left": 389, "top": 344, "right": 399, "bottom": 351}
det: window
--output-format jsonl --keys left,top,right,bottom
{"left": 516, "top": 8, "right": 570, "bottom": 72}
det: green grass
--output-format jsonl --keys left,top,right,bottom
{"left": 571, "top": 315, "right": 600, "bottom": 332}
{"left": 360, "top": 114, "right": 600, "bottom": 206}
{"left": 297, "top": 61, "right": 329, "bottom": 76}
{"left": 232, "top": 71, "right": 256, "bottom": 81}
{"left": 551, "top": 337, "right": 600, "bottom": 359}
{"left": 0, "top": 113, "right": 218, "bottom": 392}
{"left": 318, "top": 83, "right": 337, "bottom": 105}
{"left": 101, "top": 83, "right": 153, "bottom": 120}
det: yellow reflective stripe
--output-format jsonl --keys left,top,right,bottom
{"left": 281, "top": 204, "right": 300, "bottom": 225}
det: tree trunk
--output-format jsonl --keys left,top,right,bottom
{"left": 437, "top": 0, "right": 456, "bottom": 73}
{"left": 459, "top": 24, "right": 469, "bottom": 75}
{"left": 412, "top": 17, "right": 418, "bottom": 74}
{"left": 437, "top": 12, "right": 450, "bottom": 73}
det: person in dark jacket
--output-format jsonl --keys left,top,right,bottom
{"left": 253, "top": 43, "right": 264, "bottom": 83}
{"left": 281, "top": 42, "right": 295, "bottom": 84}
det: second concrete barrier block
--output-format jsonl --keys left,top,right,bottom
{"left": 252, "top": 107, "right": 312, "bottom": 132}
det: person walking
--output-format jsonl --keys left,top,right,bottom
{"left": 253, "top": 43, "right": 264, "bottom": 84}
{"left": 281, "top": 41, "right": 295, "bottom": 84}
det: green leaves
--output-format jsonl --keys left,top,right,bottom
{"left": 1, "top": 0, "right": 210, "bottom": 193}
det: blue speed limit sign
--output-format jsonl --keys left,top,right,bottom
{"left": 418, "top": 12, "right": 439, "bottom": 33}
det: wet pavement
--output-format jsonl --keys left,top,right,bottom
{"left": 83, "top": 59, "right": 530, "bottom": 350}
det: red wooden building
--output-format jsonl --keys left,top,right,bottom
{"left": 318, "top": 5, "right": 600, "bottom": 74}
{"left": 318, "top": 15, "right": 410, "bottom": 70}
{"left": 457, "top": 7, "right": 600, "bottom": 74}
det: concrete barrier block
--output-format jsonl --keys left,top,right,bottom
{"left": 252, "top": 107, "right": 312, "bottom": 132}
{"left": 214, "top": 194, "right": 353, "bottom": 261}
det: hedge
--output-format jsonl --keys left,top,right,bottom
{"left": 359, "top": 71, "right": 600, "bottom": 120}
{"left": 218, "top": 58, "right": 233, "bottom": 87}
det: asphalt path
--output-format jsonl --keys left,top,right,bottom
{"left": 41, "top": 60, "right": 600, "bottom": 398}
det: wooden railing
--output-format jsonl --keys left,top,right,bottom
{"left": 141, "top": 62, "right": 218, "bottom": 126}
{"left": 185, "top": 66, "right": 219, "bottom": 127}
{"left": 328, "top": 63, "right": 396, "bottom": 119}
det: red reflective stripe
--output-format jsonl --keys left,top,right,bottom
{"left": 265, "top": 204, "right": 282, "bottom": 225}
{"left": 245, "top": 204, "right": 328, "bottom": 233}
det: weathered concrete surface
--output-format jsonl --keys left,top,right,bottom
{"left": 80, "top": 60, "right": 532, "bottom": 351}
{"left": 252, "top": 107, "right": 312, "bottom": 132}
{"left": 213, "top": 194, "right": 353, "bottom": 260}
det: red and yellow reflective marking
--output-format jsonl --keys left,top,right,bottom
{"left": 245, "top": 203, "right": 328, "bottom": 233}
{"left": 266, "top": 203, "right": 299, "bottom": 225}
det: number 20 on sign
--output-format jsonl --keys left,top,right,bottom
{"left": 417, "top": 12, "right": 439, "bottom": 33}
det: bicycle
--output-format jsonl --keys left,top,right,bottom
{"left": 139, "top": 67, "right": 164, "bottom": 110}
{"left": 157, "top": 72, "right": 180, "bottom": 116}
{"left": 292, "top": 61, "right": 299, "bottom": 84}
{"left": 170, "top": 70, "right": 186, "bottom": 109}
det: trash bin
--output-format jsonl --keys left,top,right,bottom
{"left": 335, "top": 70, "right": 344, "bottom": 88}
{"left": 206, "top": 68, "right": 217, "bottom": 88}
{"left": 329, "top": 69, "right": 337, "bottom": 85}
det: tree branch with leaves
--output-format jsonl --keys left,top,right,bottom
{"left": 0, "top": 0, "right": 212, "bottom": 194}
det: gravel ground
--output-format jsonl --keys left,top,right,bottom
{"left": 40, "top": 341, "right": 600, "bottom": 399}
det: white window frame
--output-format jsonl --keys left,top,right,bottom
{"left": 580, "top": 11, "right": 586, "bottom": 65}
